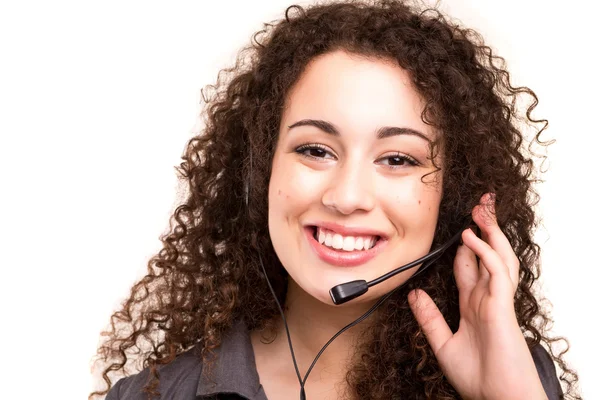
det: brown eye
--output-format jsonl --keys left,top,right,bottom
{"left": 307, "top": 148, "right": 327, "bottom": 158}
{"left": 389, "top": 156, "right": 408, "bottom": 166}
{"left": 295, "top": 144, "right": 335, "bottom": 160}
{"left": 376, "top": 153, "right": 419, "bottom": 169}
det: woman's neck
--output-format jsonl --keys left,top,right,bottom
{"left": 282, "top": 279, "right": 376, "bottom": 358}
{"left": 251, "top": 279, "right": 378, "bottom": 398}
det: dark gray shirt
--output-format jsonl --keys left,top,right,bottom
{"left": 107, "top": 320, "right": 563, "bottom": 399}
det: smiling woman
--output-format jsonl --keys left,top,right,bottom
{"left": 90, "top": 1, "right": 580, "bottom": 399}
{"left": 268, "top": 51, "right": 443, "bottom": 306}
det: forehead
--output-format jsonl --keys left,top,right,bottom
{"left": 281, "top": 50, "right": 435, "bottom": 142}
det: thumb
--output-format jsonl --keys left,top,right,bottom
{"left": 408, "top": 289, "right": 453, "bottom": 356}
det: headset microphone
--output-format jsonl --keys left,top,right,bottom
{"left": 257, "top": 218, "right": 471, "bottom": 399}
{"left": 247, "top": 153, "right": 472, "bottom": 399}
{"left": 329, "top": 218, "right": 472, "bottom": 305}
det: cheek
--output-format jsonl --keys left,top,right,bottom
{"left": 269, "top": 167, "right": 297, "bottom": 214}
{"left": 268, "top": 186, "right": 299, "bottom": 230}
{"left": 384, "top": 176, "right": 442, "bottom": 228}
{"left": 268, "top": 157, "right": 314, "bottom": 230}
{"left": 269, "top": 157, "right": 327, "bottom": 214}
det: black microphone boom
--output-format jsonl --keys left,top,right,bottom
{"left": 329, "top": 219, "right": 471, "bottom": 305}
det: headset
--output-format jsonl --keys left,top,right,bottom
{"left": 244, "top": 159, "right": 471, "bottom": 400}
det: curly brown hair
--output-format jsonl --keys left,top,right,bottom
{"left": 90, "top": 0, "right": 580, "bottom": 398}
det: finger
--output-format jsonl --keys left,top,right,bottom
{"left": 479, "top": 259, "right": 491, "bottom": 282}
{"left": 460, "top": 228, "right": 490, "bottom": 282}
{"left": 408, "top": 289, "right": 453, "bottom": 356}
{"left": 453, "top": 243, "right": 479, "bottom": 294}
{"left": 473, "top": 193, "right": 520, "bottom": 289}
{"left": 462, "top": 228, "right": 513, "bottom": 297}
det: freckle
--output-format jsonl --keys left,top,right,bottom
{"left": 418, "top": 200, "right": 421, "bottom": 205}
{"left": 278, "top": 190, "right": 282, "bottom": 195}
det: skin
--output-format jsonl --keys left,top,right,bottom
{"left": 251, "top": 50, "right": 547, "bottom": 400}
{"left": 409, "top": 196, "right": 548, "bottom": 399}
{"left": 268, "top": 50, "right": 442, "bottom": 308}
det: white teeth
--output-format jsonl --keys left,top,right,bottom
{"left": 315, "top": 227, "right": 378, "bottom": 252}
{"left": 342, "top": 236, "right": 355, "bottom": 251}
{"left": 354, "top": 237, "right": 364, "bottom": 250}
{"left": 324, "top": 233, "right": 332, "bottom": 247}
{"left": 332, "top": 234, "right": 344, "bottom": 249}
{"left": 318, "top": 229, "right": 325, "bottom": 244}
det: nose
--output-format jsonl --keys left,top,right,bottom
{"left": 321, "top": 160, "right": 376, "bottom": 215}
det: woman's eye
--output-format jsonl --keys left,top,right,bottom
{"left": 294, "top": 145, "right": 418, "bottom": 168}
{"left": 377, "top": 154, "right": 419, "bottom": 168}
{"left": 295, "top": 144, "right": 334, "bottom": 160}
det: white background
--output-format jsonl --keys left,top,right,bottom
{"left": 0, "top": 1, "right": 597, "bottom": 399}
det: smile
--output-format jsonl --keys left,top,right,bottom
{"left": 304, "top": 225, "right": 388, "bottom": 267}
{"left": 314, "top": 226, "right": 379, "bottom": 251}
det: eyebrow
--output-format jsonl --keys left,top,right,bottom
{"left": 287, "top": 119, "right": 432, "bottom": 143}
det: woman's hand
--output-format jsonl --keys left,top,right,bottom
{"left": 407, "top": 193, "right": 548, "bottom": 400}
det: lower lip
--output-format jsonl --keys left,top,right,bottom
{"left": 304, "top": 226, "right": 388, "bottom": 267}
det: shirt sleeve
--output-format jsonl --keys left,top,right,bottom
{"left": 104, "top": 370, "right": 150, "bottom": 400}
{"left": 531, "top": 343, "right": 563, "bottom": 400}
{"left": 105, "top": 378, "right": 124, "bottom": 400}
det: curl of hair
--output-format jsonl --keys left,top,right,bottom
{"left": 91, "top": 1, "right": 580, "bottom": 398}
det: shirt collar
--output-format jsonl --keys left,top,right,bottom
{"left": 196, "top": 319, "right": 267, "bottom": 400}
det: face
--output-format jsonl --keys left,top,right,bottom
{"left": 268, "top": 50, "right": 443, "bottom": 306}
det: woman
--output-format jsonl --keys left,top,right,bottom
{"left": 91, "top": 1, "right": 580, "bottom": 399}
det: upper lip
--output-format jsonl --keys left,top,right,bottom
{"left": 307, "top": 221, "right": 388, "bottom": 239}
